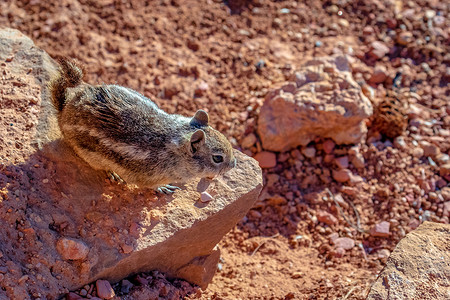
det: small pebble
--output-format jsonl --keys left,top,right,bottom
{"left": 254, "top": 151, "right": 277, "bottom": 168}
{"left": 56, "top": 238, "right": 89, "bottom": 261}
{"left": 370, "top": 221, "right": 390, "bottom": 238}
{"left": 66, "top": 292, "right": 83, "bottom": 300}
{"left": 120, "top": 279, "right": 134, "bottom": 294}
{"left": 335, "top": 156, "right": 349, "bottom": 169}
{"left": 96, "top": 280, "right": 115, "bottom": 299}
{"left": 332, "top": 169, "right": 352, "bottom": 183}
{"left": 291, "top": 272, "right": 303, "bottom": 279}
{"left": 241, "top": 133, "right": 257, "bottom": 149}
{"left": 351, "top": 153, "right": 365, "bottom": 169}
{"left": 369, "top": 41, "right": 389, "bottom": 59}
{"left": 200, "top": 191, "right": 214, "bottom": 203}
{"left": 419, "top": 141, "right": 440, "bottom": 157}
{"left": 377, "top": 249, "right": 391, "bottom": 259}
{"left": 331, "top": 247, "right": 345, "bottom": 258}
{"left": 333, "top": 237, "right": 355, "bottom": 250}
{"left": 302, "top": 147, "right": 316, "bottom": 158}
{"left": 440, "top": 164, "right": 450, "bottom": 177}
{"left": 396, "top": 31, "right": 413, "bottom": 46}
{"left": 394, "top": 136, "right": 407, "bottom": 150}
{"left": 121, "top": 244, "right": 133, "bottom": 254}
{"left": 317, "top": 210, "right": 338, "bottom": 226}
{"left": 323, "top": 140, "right": 335, "bottom": 154}
{"left": 412, "top": 147, "right": 424, "bottom": 158}
{"left": 369, "top": 67, "right": 387, "bottom": 83}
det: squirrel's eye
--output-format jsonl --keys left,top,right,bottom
{"left": 212, "top": 155, "right": 224, "bottom": 163}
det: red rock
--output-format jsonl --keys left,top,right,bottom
{"left": 439, "top": 164, "right": 450, "bottom": 177}
{"left": 66, "top": 292, "right": 83, "bottom": 300}
{"left": 317, "top": 210, "right": 338, "bottom": 226}
{"left": 302, "top": 147, "right": 316, "bottom": 158}
{"left": 367, "top": 222, "right": 450, "bottom": 299}
{"left": 412, "top": 147, "right": 424, "bottom": 158}
{"left": 241, "top": 133, "right": 257, "bottom": 148}
{"left": 362, "top": 26, "right": 374, "bottom": 35}
{"left": 135, "top": 275, "right": 149, "bottom": 285}
{"left": 386, "top": 18, "right": 397, "bottom": 29}
{"left": 254, "top": 151, "right": 277, "bottom": 168}
{"left": 129, "top": 222, "right": 141, "bottom": 238}
{"left": 56, "top": 238, "right": 89, "bottom": 261}
{"left": 351, "top": 153, "right": 365, "bottom": 168}
{"left": 370, "top": 221, "right": 390, "bottom": 238}
{"left": 268, "top": 195, "right": 287, "bottom": 206}
{"left": 194, "top": 81, "right": 209, "bottom": 96}
{"left": 443, "top": 202, "right": 450, "bottom": 217}
{"left": 324, "top": 154, "right": 334, "bottom": 163}
{"left": 331, "top": 247, "right": 345, "bottom": 258}
{"left": 408, "top": 219, "right": 421, "bottom": 230}
{"left": 396, "top": 31, "right": 413, "bottom": 46}
{"left": 323, "top": 140, "right": 335, "bottom": 154}
{"left": 369, "top": 67, "right": 387, "bottom": 84}
{"left": 328, "top": 232, "right": 339, "bottom": 242}
{"left": 335, "top": 156, "right": 349, "bottom": 169}
{"left": 96, "top": 280, "right": 115, "bottom": 299}
{"left": 333, "top": 237, "right": 355, "bottom": 250}
{"left": 121, "top": 244, "right": 133, "bottom": 254}
{"left": 341, "top": 186, "right": 357, "bottom": 196}
{"left": 441, "top": 188, "right": 450, "bottom": 201}
{"left": 377, "top": 249, "right": 391, "bottom": 259}
{"left": 368, "top": 41, "right": 390, "bottom": 59}
{"left": 249, "top": 210, "right": 262, "bottom": 218}
{"left": 436, "top": 179, "right": 447, "bottom": 189}
{"left": 332, "top": 169, "right": 352, "bottom": 182}
{"left": 349, "top": 173, "right": 363, "bottom": 185}
{"left": 419, "top": 141, "right": 440, "bottom": 157}
{"left": 257, "top": 56, "right": 372, "bottom": 151}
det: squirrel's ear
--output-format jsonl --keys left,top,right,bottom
{"left": 189, "top": 129, "right": 206, "bottom": 154}
{"left": 190, "top": 109, "right": 209, "bottom": 127}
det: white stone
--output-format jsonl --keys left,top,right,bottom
{"left": 258, "top": 56, "right": 372, "bottom": 151}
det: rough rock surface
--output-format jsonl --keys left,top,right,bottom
{"left": 367, "top": 222, "right": 450, "bottom": 300}
{"left": 258, "top": 56, "right": 373, "bottom": 152}
{"left": 0, "top": 28, "right": 59, "bottom": 163}
{"left": 0, "top": 28, "right": 263, "bottom": 299}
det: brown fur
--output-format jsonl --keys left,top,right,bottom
{"left": 49, "top": 58, "right": 236, "bottom": 190}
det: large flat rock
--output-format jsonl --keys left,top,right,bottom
{"left": 0, "top": 28, "right": 263, "bottom": 299}
{"left": 367, "top": 221, "right": 450, "bottom": 300}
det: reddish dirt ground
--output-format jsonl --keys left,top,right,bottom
{"left": 0, "top": 0, "right": 449, "bottom": 299}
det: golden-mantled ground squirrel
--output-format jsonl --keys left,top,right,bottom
{"left": 49, "top": 58, "right": 236, "bottom": 193}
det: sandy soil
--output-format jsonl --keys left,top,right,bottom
{"left": 0, "top": 0, "right": 448, "bottom": 299}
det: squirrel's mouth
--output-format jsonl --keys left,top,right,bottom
{"left": 218, "top": 159, "right": 236, "bottom": 175}
{"left": 229, "top": 157, "right": 237, "bottom": 169}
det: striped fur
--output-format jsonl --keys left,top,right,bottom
{"left": 50, "top": 58, "right": 236, "bottom": 189}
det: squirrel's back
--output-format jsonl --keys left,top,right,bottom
{"left": 48, "top": 58, "right": 236, "bottom": 190}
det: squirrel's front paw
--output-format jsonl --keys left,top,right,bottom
{"left": 157, "top": 185, "right": 181, "bottom": 194}
{"left": 107, "top": 171, "right": 125, "bottom": 184}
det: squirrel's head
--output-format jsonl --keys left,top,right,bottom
{"left": 184, "top": 110, "right": 236, "bottom": 177}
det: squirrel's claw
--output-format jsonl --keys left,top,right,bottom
{"left": 157, "top": 185, "right": 181, "bottom": 194}
{"left": 107, "top": 171, "right": 125, "bottom": 184}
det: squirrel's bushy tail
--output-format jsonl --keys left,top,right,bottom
{"left": 49, "top": 57, "right": 84, "bottom": 111}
